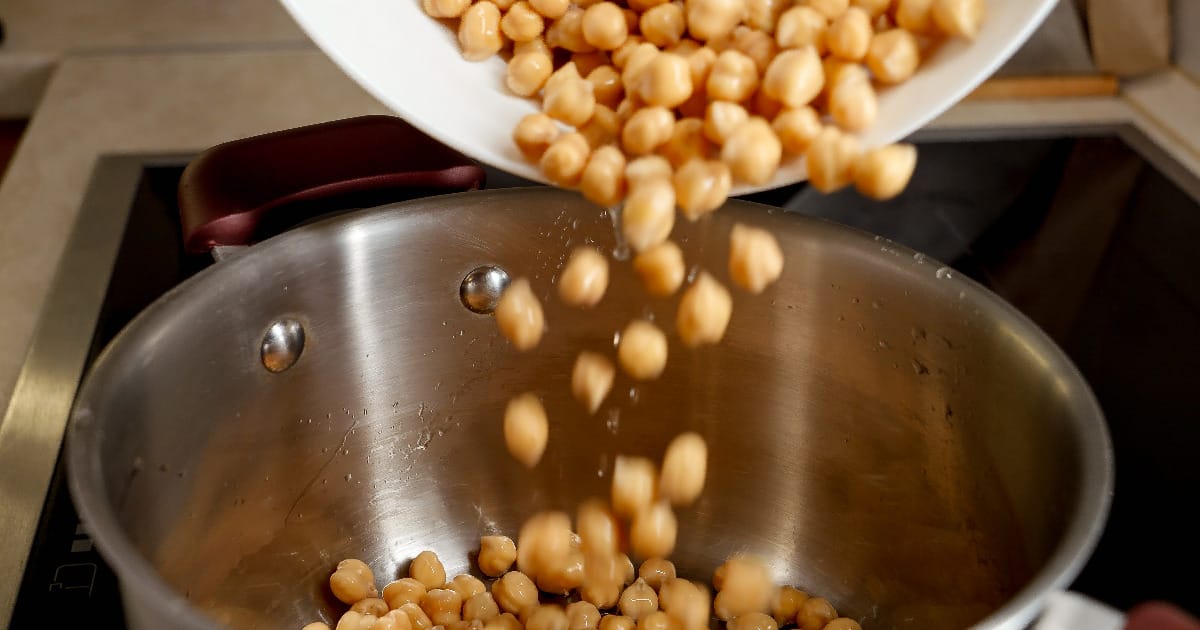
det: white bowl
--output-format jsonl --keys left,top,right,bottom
{"left": 281, "top": 0, "right": 1056, "bottom": 194}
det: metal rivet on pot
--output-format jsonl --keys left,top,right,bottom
{"left": 460, "top": 265, "right": 511, "bottom": 314}
{"left": 261, "top": 318, "right": 305, "bottom": 373}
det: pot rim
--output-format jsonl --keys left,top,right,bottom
{"left": 66, "top": 187, "right": 1114, "bottom": 630}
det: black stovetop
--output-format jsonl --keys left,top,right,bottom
{"left": 10, "top": 134, "right": 1200, "bottom": 627}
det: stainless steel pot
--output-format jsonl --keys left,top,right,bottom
{"left": 66, "top": 118, "right": 1113, "bottom": 630}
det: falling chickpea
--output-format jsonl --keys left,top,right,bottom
{"left": 676, "top": 272, "right": 733, "bottom": 347}
{"left": 503, "top": 393, "right": 549, "bottom": 468}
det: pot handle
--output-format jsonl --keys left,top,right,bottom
{"left": 1032, "top": 592, "right": 1125, "bottom": 630}
{"left": 177, "top": 115, "right": 487, "bottom": 254}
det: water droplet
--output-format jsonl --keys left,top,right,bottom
{"left": 913, "top": 252, "right": 927, "bottom": 263}
{"left": 628, "top": 388, "right": 640, "bottom": 404}
{"left": 342, "top": 449, "right": 350, "bottom": 455}
{"left": 911, "top": 359, "right": 930, "bottom": 375}
{"left": 851, "top": 297, "right": 860, "bottom": 304}
{"left": 321, "top": 447, "right": 329, "bottom": 453}
{"left": 877, "top": 340, "right": 889, "bottom": 350}
{"left": 936, "top": 267, "right": 953, "bottom": 279}
{"left": 344, "top": 474, "right": 353, "bottom": 482}
{"left": 605, "top": 409, "right": 620, "bottom": 434}
{"left": 686, "top": 265, "right": 701, "bottom": 283}
{"left": 613, "top": 331, "right": 622, "bottom": 347}
{"left": 872, "top": 300, "right": 882, "bottom": 310}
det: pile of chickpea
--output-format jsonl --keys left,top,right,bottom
{"left": 306, "top": 501, "right": 859, "bottom": 630}
{"left": 439, "top": 0, "right": 984, "bottom": 213}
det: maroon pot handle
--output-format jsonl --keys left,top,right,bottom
{"left": 178, "top": 115, "right": 486, "bottom": 254}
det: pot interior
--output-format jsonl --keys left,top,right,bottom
{"left": 69, "top": 188, "right": 1110, "bottom": 629}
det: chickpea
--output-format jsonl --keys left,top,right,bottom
{"left": 331, "top": 559, "right": 378, "bottom": 605}
{"left": 514, "top": 36, "right": 552, "bottom": 57}
{"left": 527, "top": 606, "right": 569, "bottom": 630}
{"left": 407, "top": 551, "right": 445, "bottom": 590}
{"left": 464, "top": 592, "right": 501, "bottom": 623}
{"left": 377, "top": 614, "right": 414, "bottom": 630}
{"left": 494, "top": 277, "right": 546, "bottom": 350}
{"left": 599, "top": 616, "right": 635, "bottom": 630}
{"left": 804, "top": 0, "right": 847, "bottom": 19}
{"left": 674, "top": 159, "right": 731, "bottom": 220}
{"left": 503, "top": 392, "right": 549, "bottom": 468}
{"left": 444, "top": 622, "right": 481, "bottom": 630}
{"left": 582, "top": 2, "right": 630, "bottom": 50}
{"left": 932, "top": 0, "right": 983, "bottom": 39}
{"left": 703, "top": 101, "right": 749, "bottom": 145}
{"left": 676, "top": 271, "right": 733, "bottom": 346}
{"left": 854, "top": 142, "right": 916, "bottom": 200}
{"left": 796, "top": 598, "right": 837, "bottom": 630}
{"left": 731, "top": 26, "right": 777, "bottom": 74}
{"left": 630, "top": 502, "right": 677, "bottom": 558}
{"left": 637, "top": 611, "right": 670, "bottom": 630}
{"left": 827, "top": 64, "right": 877, "bottom": 131}
{"left": 478, "top": 535, "right": 518, "bottom": 577}
{"left": 721, "top": 117, "right": 782, "bottom": 185}
{"left": 514, "top": 113, "right": 560, "bottom": 162}
{"left": 352, "top": 598, "right": 390, "bottom": 617}
{"left": 304, "top": 624, "right": 333, "bottom": 630}
{"left": 492, "top": 571, "right": 540, "bottom": 614}
{"left": 866, "top": 28, "right": 919, "bottom": 83}
{"left": 517, "top": 510, "right": 573, "bottom": 578}
{"left": 729, "top": 223, "right": 784, "bottom": 294}
{"left": 502, "top": 2, "right": 545, "bottom": 41}
{"left": 894, "top": 0, "right": 934, "bottom": 33}
{"left": 685, "top": 0, "right": 746, "bottom": 42}
{"left": 541, "top": 132, "right": 592, "bottom": 187}
{"left": 587, "top": 66, "right": 624, "bottom": 109}
{"left": 459, "top": 2, "right": 505, "bottom": 61}
{"left": 572, "top": 351, "right": 616, "bottom": 413}
{"left": 762, "top": 47, "right": 823, "bottom": 109}
{"left": 484, "top": 613, "right": 523, "bottom": 630}
{"left": 706, "top": 50, "right": 758, "bottom": 103}
{"left": 544, "top": 63, "right": 597, "bottom": 128}
{"left": 776, "top": 6, "right": 827, "bottom": 51}
{"left": 612, "top": 454, "right": 659, "bottom": 516}
{"left": 401, "top": 603, "right": 435, "bottom": 630}
{"left": 617, "top": 316, "right": 669, "bottom": 379}
{"left": 530, "top": 0, "right": 569, "bottom": 19}
{"left": 714, "top": 555, "right": 773, "bottom": 619}
{"left": 422, "top": 589, "right": 464, "bottom": 626}
{"left": 383, "top": 578, "right": 427, "bottom": 610}
{"left": 684, "top": 45, "right": 718, "bottom": 88}
{"left": 619, "top": 578, "right": 660, "bottom": 620}
{"left": 558, "top": 247, "right": 610, "bottom": 307}
{"left": 566, "top": 601, "right": 601, "bottom": 630}
{"left": 638, "top": 558, "right": 677, "bottom": 590}
{"left": 622, "top": 178, "right": 676, "bottom": 252}
{"left": 612, "top": 36, "right": 648, "bottom": 69}
{"left": 548, "top": 7, "right": 598, "bottom": 52}
{"left": 580, "top": 105, "right": 622, "bottom": 149}
{"left": 639, "top": 53, "right": 694, "bottom": 109}
{"left": 641, "top": 3, "right": 686, "bottom": 47}
{"left": 622, "top": 107, "right": 675, "bottom": 157}
{"left": 728, "top": 613, "right": 778, "bottom": 630}
{"left": 446, "top": 575, "right": 485, "bottom": 603}
{"left": 772, "top": 107, "right": 821, "bottom": 154}
{"left": 652, "top": 432, "right": 707, "bottom": 506}
{"left": 338, "top": 611, "right": 378, "bottom": 630}
{"left": 537, "top": 549, "right": 585, "bottom": 593}
{"left": 804, "top": 126, "right": 860, "bottom": 192}
{"left": 507, "top": 52, "right": 554, "bottom": 97}
{"left": 660, "top": 580, "right": 710, "bottom": 630}
{"left": 633, "top": 241, "right": 686, "bottom": 296}
{"left": 659, "top": 118, "right": 712, "bottom": 168}
{"left": 424, "top": 0, "right": 471, "bottom": 19}
{"left": 771, "top": 587, "right": 810, "bottom": 624}
{"left": 619, "top": 553, "right": 637, "bottom": 584}
{"left": 625, "top": 155, "right": 674, "bottom": 187}
{"left": 581, "top": 145, "right": 628, "bottom": 207}
{"left": 826, "top": 7, "right": 872, "bottom": 61}
{"left": 669, "top": 38, "right": 701, "bottom": 57}
{"left": 621, "top": 44, "right": 662, "bottom": 93}
{"left": 580, "top": 578, "right": 622, "bottom": 609}
{"left": 824, "top": 619, "right": 862, "bottom": 630}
